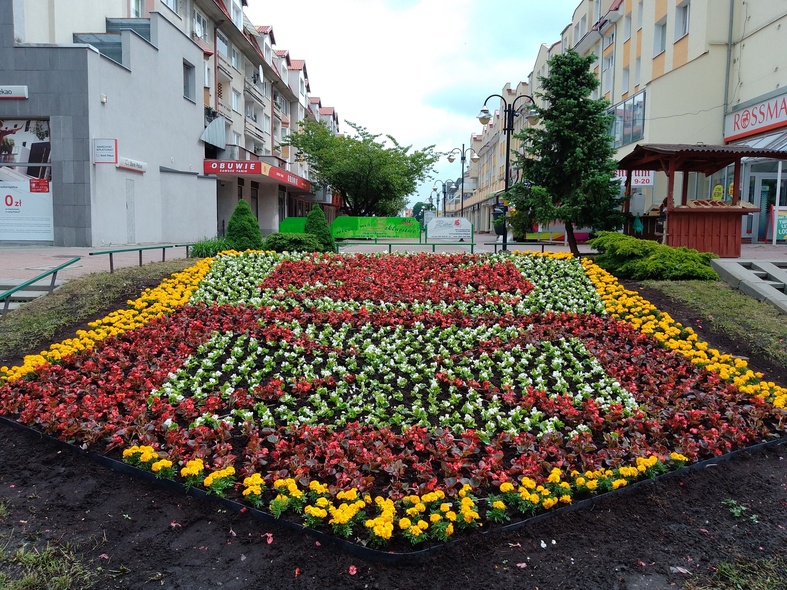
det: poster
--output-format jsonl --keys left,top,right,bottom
{"left": 426, "top": 217, "right": 472, "bottom": 240}
{"left": 0, "top": 119, "right": 53, "bottom": 241}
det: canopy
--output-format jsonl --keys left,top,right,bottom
{"left": 618, "top": 143, "right": 787, "bottom": 207}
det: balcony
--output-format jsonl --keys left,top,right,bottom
{"left": 217, "top": 53, "right": 234, "bottom": 81}
{"left": 217, "top": 100, "right": 233, "bottom": 120}
{"left": 244, "top": 117, "right": 266, "bottom": 142}
{"left": 244, "top": 78, "right": 266, "bottom": 106}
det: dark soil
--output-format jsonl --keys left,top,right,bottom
{"left": 1, "top": 280, "right": 786, "bottom": 590}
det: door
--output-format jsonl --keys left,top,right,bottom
{"left": 747, "top": 174, "right": 787, "bottom": 242}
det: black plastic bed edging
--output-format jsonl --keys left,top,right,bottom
{"left": 1, "top": 415, "right": 785, "bottom": 563}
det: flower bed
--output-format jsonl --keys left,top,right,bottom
{"left": 0, "top": 251, "right": 784, "bottom": 550}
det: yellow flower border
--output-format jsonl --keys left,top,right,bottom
{"left": 580, "top": 257, "right": 786, "bottom": 409}
{"left": 0, "top": 257, "right": 215, "bottom": 383}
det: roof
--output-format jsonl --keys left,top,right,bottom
{"left": 618, "top": 143, "right": 787, "bottom": 175}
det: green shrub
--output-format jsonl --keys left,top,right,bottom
{"left": 225, "top": 200, "right": 264, "bottom": 251}
{"left": 262, "top": 232, "right": 323, "bottom": 253}
{"left": 189, "top": 237, "right": 230, "bottom": 258}
{"left": 304, "top": 205, "right": 336, "bottom": 252}
{"left": 590, "top": 231, "right": 718, "bottom": 280}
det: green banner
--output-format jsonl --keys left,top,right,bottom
{"left": 331, "top": 217, "right": 421, "bottom": 239}
{"left": 777, "top": 210, "right": 787, "bottom": 240}
{"left": 279, "top": 217, "right": 307, "bottom": 234}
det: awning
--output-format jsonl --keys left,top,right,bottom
{"left": 200, "top": 117, "right": 226, "bottom": 149}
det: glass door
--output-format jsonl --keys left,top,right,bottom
{"left": 749, "top": 175, "right": 787, "bottom": 241}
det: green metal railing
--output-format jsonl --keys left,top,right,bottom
{"left": 0, "top": 256, "right": 81, "bottom": 319}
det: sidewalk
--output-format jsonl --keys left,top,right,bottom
{"left": 0, "top": 236, "right": 783, "bottom": 282}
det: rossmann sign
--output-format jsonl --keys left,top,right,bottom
{"left": 725, "top": 93, "right": 787, "bottom": 142}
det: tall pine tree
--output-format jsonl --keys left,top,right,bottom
{"left": 509, "top": 49, "right": 624, "bottom": 256}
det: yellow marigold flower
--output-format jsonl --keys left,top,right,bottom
{"left": 521, "top": 477, "right": 536, "bottom": 489}
{"left": 445, "top": 523, "right": 454, "bottom": 536}
{"left": 429, "top": 513, "right": 442, "bottom": 523}
{"left": 439, "top": 503, "right": 451, "bottom": 513}
{"left": 408, "top": 525, "right": 424, "bottom": 537}
{"left": 542, "top": 497, "right": 558, "bottom": 509}
{"left": 445, "top": 511, "right": 457, "bottom": 522}
{"left": 670, "top": 452, "right": 689, "bottom": 462}
{"left": 398, "top": 518, "right": 412, "bottom": 530}
{"left": 586, "top": 480, "right": 598, "bottom": 491}
{"left": 612, "top": 479, "right": 628, "bottom": 490}
{"left": 151, "top": 459, "right": 172, "bottom": 473}
{"left": 492, "top": 500, "right": 506, "bottom": 511}
{"left": 547, "top": 468, "right": 562, "bottom": 483}
{"left": 559, "top": 495, "right": 572, "bottom": 504}
{"left": 499, "top": 482, "right": 515, "bottom": 493}
{"left": 309, "top": 480, "right": 329, "bottom": 494}
{"left": 417, "top": 519, "right": 429, "bottom": 531}
{"left": 574, "top": 477, "right": 586, "bottom": 486}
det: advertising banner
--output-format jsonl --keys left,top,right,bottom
{"left": 0, "top": 119, "right": 53, "bottom": 241}
{"left": 776, "top": 210, "right": 787, "bottom": 240}
{"left": 279, "top": 217, "right": 307, "bottom": 234}
{"left": 426, "top": 217, "right": 472, "bottom": 240}
{"left": 331, "top": 217, "right": 420, "bottom": 239}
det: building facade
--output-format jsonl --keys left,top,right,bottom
{"left": 1, "top": 0, "right": 340, "bottom": 247}
{"left": 459, "top": 0, "right": 787, "bottom": 243}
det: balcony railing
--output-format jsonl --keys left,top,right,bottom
{"left": 244, "top": 117, "right": 266, "bottom": 141}
{"left": 244, "top": 78, "right": 266, "bottom": 106}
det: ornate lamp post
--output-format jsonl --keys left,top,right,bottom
{"left": 432, "top": 179, "right": 456, "bottom": 218}
{"left": 477, "top": 94, "right": 537, "bottom": 251}
{"left": 447, "top": 145, "right": 479, "bottom": 218}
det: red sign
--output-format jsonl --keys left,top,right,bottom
{"left": 204, "top": 160, "right": 262, "bottom": 174}
{"left": 203, "top": 160, "right": 311, "bottom": 191}
{"left": 29, "top": 179, "right": 50, "bottom": 193}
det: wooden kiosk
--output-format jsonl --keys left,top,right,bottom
{"left": 618, "top": 144, "right": 787, "bottom": 258}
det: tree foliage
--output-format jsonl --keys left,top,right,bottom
{"left": 225, "top": 199, "right": 263, "bottom": 251}
{"left": 286, "top": 121, "right": 440, "bottom": 217}
{"left": 304, "top": 204, "right": 336, "bottom": 253}
{"left": 509, "top": 49, "right": 625, "bottom": 256}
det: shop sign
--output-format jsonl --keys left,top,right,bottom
{"left": 725, "top": 93, "right": 787, "bottom": 141}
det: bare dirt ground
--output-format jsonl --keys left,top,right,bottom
{"left": 0, "top": 280, "right": 785, "bottom": 590}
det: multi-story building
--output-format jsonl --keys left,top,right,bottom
{"left": 0, "top": 0, "right": 340, "bottom": 246}
{"left": 464, "top": 0, "right": 787, "bottom": 243}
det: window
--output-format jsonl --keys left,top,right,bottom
{"left": 637, "top": 0, "right": 643, "bottom": 29}
{"left": 622, "top": 67, "right": 630, "bottom": 93}
{"left": 634, "top": 57, "right": 641, "bottom": 86}
{"left": 675, "top": 1, "right": 690, "bottom": 40}
{"left": 608, "top": 91, "right": 646, "bottom": 148}
{"left": 231, "top": 89, "right": 241, "bottom": 113}
{"left": 623, "top": 14, "right": 632, "bottom": 40}
{"left": 594, "top": 0, "right": 601, "bottom": 24}
{"left": 193, "top": 10, "right": 208, "bottom": 41}
{"left": 233, "top": 131, "right": 242, "bottom": 146}
{"left": 231, "top": 0, "right": 243, "bottom": 29}
{"left": 131, "top": 0, "right": 144, "bottom": 17}
{"left": 603, "top": 31, "right": 614, "bottom": 49}
{"left": 264, "top": 113, "right": 271, "bottom": 133}
{"left": 203, "top": 60, "right": 211, "bottom": 88}
{"left": 654, "top": 18, "right": 667, "bottom": 55}
{"left": 602, "top": 52, "right": 614, "bottom": 90}
{"left": 231, "top": 47, "right": 240, "bottom": 70}
{"left": 262, "top": 81, "right": 271, "bottom": 98}
{"left": 163, "top": 0, "right": 179, "bottom": 14}
{"left": 264, "top": 41, "right": 272, "bottom": 63}
{"left": 216, "top": 31, "right": 229, "bottom": 58}
{"left": 246, "top": 103, "right": 257, "bottom": 122}
{"left": 183, "top": 61, "right": 195, "bottom": 101}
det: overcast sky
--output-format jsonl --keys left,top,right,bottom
{"left": 245, "top": 0, "right": 581, "bottom": 207}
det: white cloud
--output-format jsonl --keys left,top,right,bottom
{"left": 245, "top": 0, "right": 581, "bottom": 206}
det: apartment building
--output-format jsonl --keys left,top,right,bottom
{"left": 0, "top": 0, "right": 340, "bottom": 246}
{"left": 462, "top": 0, "right": 787, "bottom": 242}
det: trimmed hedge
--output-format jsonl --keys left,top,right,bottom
{"left": 589, "top": 231, "right": 719, "bottom": 280}
{"left": 262, "top": 232, "right": 324, "bottom": 253}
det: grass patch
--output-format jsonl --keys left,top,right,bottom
{"left": 684, "top": 556, "right": 787, "bottom": 590}
{"left": 0, "top": 540, "right": 95, "bottom": 590}
{"left": 643, "top": 279, "right": 787, "bottom": 367}
{"left": 0, "top": 260, "right": 192, "bottom": 363}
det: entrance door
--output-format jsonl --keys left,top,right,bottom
{"left": 746, "top": 174, "right": 787, "bottom": 241}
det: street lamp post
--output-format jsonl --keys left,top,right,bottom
{"left": 447, "top": 145, "right": 479, "bottom": 219}
{"left": 432, "top": 179, "right": 456, "bottom": 219}
{"left": 477, "top": 94, "right": 536, "bottom": 252}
